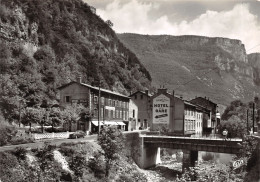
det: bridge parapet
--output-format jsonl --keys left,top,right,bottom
{"left": 142, "top": 136, "right": 243, "bottom": 154}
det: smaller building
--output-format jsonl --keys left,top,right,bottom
{"left": 130, "top": 90, "right": 152, "bottom": 129}
{"left": 184, "top": 101, "right": 197, "bottom": 135}
{"left": 129, "top": 99, "right": 139, "bottom": 131}
{"left": 190, "top": 97, "right": 218, "bottom": 134}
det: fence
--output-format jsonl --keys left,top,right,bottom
{"left": 33, "top": 132, "right": 74, "bottom": 140}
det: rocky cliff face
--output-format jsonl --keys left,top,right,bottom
{"left": 248, "top": 53, "right": 260, "bottom": 86}
{"left": 118, "top": 33, "right": 260, "bottom": 105}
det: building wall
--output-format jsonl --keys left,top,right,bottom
{"left": 130, "top": 92, "right": 151, "bottom": 129}
{"left": 173, "top": 97, "right": 184, "bottom": 133}
{"left": 190, "top": 97, "right": 217, "bottom": 134}
{"left": 90, "top": 89, "right": 130, "bottom": 131}
{"left": 59, "top": 82, "right": 131, "bottom": 132}
{"left": 59, "top": 83, "right": 90, "bottom": 108}
{"left": 129, "top": 99, "right": 138, "bottom": 130}
{"left": 184, "top": 105, "right": 196, "bottom": 134}
{"left": 195, "top": 112, "right": 203, "bottom": 135}
{"left": 151, "top": 89, "right": 175, "bottom": 132}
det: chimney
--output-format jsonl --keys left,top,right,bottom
{"left": 158, "top": 88, "right": 167, "bottom": 94}
{"left": 172, "top": 90, "right": 175, "bottom": 96}
{"left": 76, "top": 76, "right": 82, "bottom": 83}
{"left": 145, "top": 90, "right": 149, "bottom": 95}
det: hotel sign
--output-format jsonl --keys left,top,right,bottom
{"left": 153, "top": 94, "right": 170, "bottom": 124}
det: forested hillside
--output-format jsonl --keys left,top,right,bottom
{"left": 0, "top": 0, "right": 151, "bottom": 122}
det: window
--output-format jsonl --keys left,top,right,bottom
{"left": 101, "top": 97, "right": 104, "bottom": 105}
{"left": 113, "top": 100, "right": 115, "bottom": 106}
{"left": 110, "top": 110, "right": 113, "bottom": 119}
{"left": 141, "top": 95, "right": 143, "bottom": 99}
{"left": 120, "top": 111, "right": 122, "bottom": 118}
{"left": 65, "top": 96, "right": 70, "bottom": 103}
{"left": 94, "top": 109, "right": 98, "bottom": 117}
{"left": 135, "top": 95, "right": 137, "bottom": 99}
{"left": 94, "top": 96, "right": 98, "bottom": 104}
{"left": 138, "top": 119, "right": 140, "bottom": 122}
{"left": 113, "top": 110, "right": 115, "bottom": 118}
{"left": 133, "top": 110, "right": 135, "bottom": 118}
{"left": 101, "top": 108, "right": 104, "bottom": 118}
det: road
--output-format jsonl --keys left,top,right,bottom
{"left": 0, "top": 135, "right": 97, "bottom": 152}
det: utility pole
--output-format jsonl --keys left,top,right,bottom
{"left": 247, "top": 109, "right": 249, "bottom": 134}
{"left": 18, "top": 100, "right": 21, "bottom": 127}
{"left": 98, "top": 80, "right": 101, "bottom": 136}
{"left": 253, "top": 103, "right": 255, "bottom": 133}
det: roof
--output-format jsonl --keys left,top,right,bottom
{"left": 184, "top": 101, "right": 197, "bottom": 107}
{"left": 57, "top": 81, "right": 130, "bottom": 99}
{"left": 129, "top": 90, "right": 152, "bottom": 97}
{"left": 190, "top": 97, "right": 217, "bottom": 106}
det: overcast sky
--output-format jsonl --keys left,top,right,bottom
{"left": 84, "top": 0, "right": 260, "bottom": 53}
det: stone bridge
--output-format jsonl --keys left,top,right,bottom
{"left": 132, "top": 134, "right": 243, "bottom": 170}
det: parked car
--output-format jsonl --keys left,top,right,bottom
{"left": 69, "top": 131, "right": 86, "bottom": 139}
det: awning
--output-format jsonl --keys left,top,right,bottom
{"left": 116, "top": 121, "right": 126, "bottom": 126}
{"left": 92, "top": 121, "right": 105, "bottom": 126}
{"left": 92, "top": 120, "right": 126, "bottom": 126}
{"left": 105, "top": 121, "right": 118, "bottom": 125}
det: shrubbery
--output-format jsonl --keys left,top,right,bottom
{"left": 0, "top": 121, "right": 34, "bottom": 146}
{"left": 0, "top": 122, "right": 15, "bottom": 146}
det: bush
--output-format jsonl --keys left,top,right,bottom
{"left": 69, "top": 153, "right": 88, "bottom": 180}
{"left": 98, "top": 126, "right": 125, "bottom": 177}
{"left": 10, "top": 137, "right": 34, "bottom": 145}
{"left": 45, "top": 127, "right": 66, "bottom": 133}
{"left": 12, "top": 147, "right": 27, "bottom": 161}
{"left": 88, "top": 151, "right": 106, "bottom": 178}
{"left": 0, "top": 152, "right": 25, "bottom": 182}
{"left": 59, "top": 145, "right": 76, "bottom": 157}
{"left": 0, "top": 122, "right": 16, "bottom": 146}
{"left": 116, "top": 174, "right": 133, "bottom": 182}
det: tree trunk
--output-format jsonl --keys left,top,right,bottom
{"left": 105, "top": 160, "right": 110, "bottom": 177}
{"left": 29, "top": 122, "right": 32, "bottom": 133}
{"left": 41, "top": 120, "right": 44, "bottom": 133}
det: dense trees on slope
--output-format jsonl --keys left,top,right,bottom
{"left": 0, "top": 0, "right": 151, "bottom": 124}
{"left": 219, "top": 97, "right": 260, "bottom": 138}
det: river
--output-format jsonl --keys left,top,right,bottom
{"left": 198, "top": 151, "right": 234, "bottom": 165}
{"left": 144, "top": 149, "right": 235, "bottom": 182}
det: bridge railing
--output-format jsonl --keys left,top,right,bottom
{"left": 141, "top": 135, "right": 243, "bottom": 142}
{"left": 142, "top": 132, "right": 242, "bottom": 141}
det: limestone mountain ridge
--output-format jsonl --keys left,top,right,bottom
{"left": 118, "top": 33, "right": 260, "bottom": 105}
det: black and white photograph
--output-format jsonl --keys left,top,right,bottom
{"left": 0, "top": 0, "right": 260, "bottom": 181}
